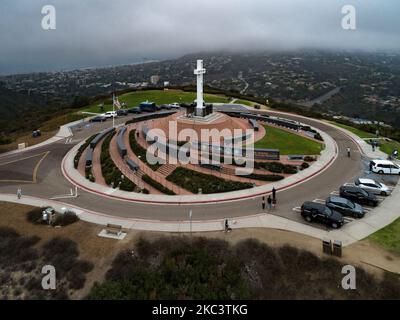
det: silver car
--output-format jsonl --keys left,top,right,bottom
{"left": 355, "top": 178, "right": 391, "bottom": 196}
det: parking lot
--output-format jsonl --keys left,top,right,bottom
{"left": 291, "top": 156, "right": 399, "bottom": 230}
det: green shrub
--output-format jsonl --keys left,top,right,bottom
{"left": 128, "top": 130, "right": 162, "bottom": 171}
{"left": 119, "top": 178, "right": 137, "bottom": 192}
{"left": 243, "top": 173, "right": 284, "bottom": 182}
{"left": 167, "top": 167, "right": 253, "bottom": 194}
{"left": 254, "top": 161, "right": 298, "bottom": 174}
{"left": 142, "top": 174, "right": 175, "bottom": 195}
{"left": 304, "top": 156, "right": 316, "bottom": 162}
{"left": 74, "top": 134, "right": 97, "bottom": 169}
{"left": 300, "top": 162, "right": 310, "bottom": 170}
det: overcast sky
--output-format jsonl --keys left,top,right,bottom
{"left": 0, "top": 0, "right": 399, "bottom": 74}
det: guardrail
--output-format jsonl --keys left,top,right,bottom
{"left": 125, "top": 111, "right": 177, "bottom": 125}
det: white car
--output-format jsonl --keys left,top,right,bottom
{"left": 355, "top": 178, "right": 391, "bottom": 196}
{"left": 102, "top": 111, "right": 117, "bottom": 118}
{"left": 370, "top": 159, "right": 400, "bottom": 175}
{"left": 169, "top": 103, "right": 180, "bottom": 109}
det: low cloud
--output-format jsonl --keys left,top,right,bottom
{"left": 0, "top": 0, "right": 399, "bottom": 74}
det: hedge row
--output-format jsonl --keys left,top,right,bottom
{"left": 74, "top": 134, "right": 97, "bottom": 169}
{"left": 142, "top": 174, "right": 176, "bottom": 195}
{"left": 167, "top": 167, "right": 253, "bottom": 194}
{"left": 129, "top": 130, "right": 162, "bottom": 171}
{"left": 254, "top": 161, "right": 298, "bottom": 174}
{"left": 100, "top": 132, "right": 123, "bottom": 187}
{"left": 241, "top": 173, "right": 284, "bottom": 182}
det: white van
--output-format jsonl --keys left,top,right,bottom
{"left": 370, "top": 159, "right": 400, "bottom": 175}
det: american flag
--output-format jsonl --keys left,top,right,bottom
{"left": 113, "top": 95, "right": 122, "bottom": 110}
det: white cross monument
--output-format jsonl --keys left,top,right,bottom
{"left": 194, "top": 59, "right": 206, "bottom": 116}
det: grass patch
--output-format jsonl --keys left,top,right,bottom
{"left": 379, "top": 139, "right": 400, "bottom": 156}
{"left": 254, "top": 125, "right": 323, "bottom": 155}
{"left": 369, "top": 218, "right": 400, "bottom": 254}
{"left": 82, "top": 90, "right": 229, "bottom": 113}
{"left": 329, "top": 121, "right": 376, "bottom": 139}
{"left": 167, "top": 167, "right": 253, "bottom": 194}
{"left": 236, "top": 99, "right": 255, "bottom": 107}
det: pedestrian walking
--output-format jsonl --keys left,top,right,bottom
{"left": 346, "top": 147, "right": 351, "bottom": 158}
{"left": 17, "top": 188, "right": 22, "bottom": 199}
{"left": 267, "top": 196, "right": 272, "bottom": 210}
{"left": 262, "top": 196, "right": 266, "bottom": 210}
{"left": 272, "top": 187, "right": 276, "bottom": 202}
{"left": 372, "top": 143, "right": 375, "bottom": 152}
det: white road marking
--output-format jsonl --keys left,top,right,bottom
{"left": 292, "top": 207, "right": 301, "bottom": 212}
{"left": 330, "top": 191, "right": 340, "bottom": 195}
{"left": 312, "top": 199, "right": 326, "bottom": 204}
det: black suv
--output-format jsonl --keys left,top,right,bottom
{"left": 339, "top": 185, "right": 378, "bottom": 207}
{"left": 325, "top": 196, "right": 364, "bottom": 218}
{"left": 116, "top": 109, "right": 128, "bottom": 116}
{"left": 301, "top": 202, "right": 344, "bottom": 229}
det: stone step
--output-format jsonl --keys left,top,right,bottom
{"left": 156, "top": 164, "right": 177, "bottom": 177}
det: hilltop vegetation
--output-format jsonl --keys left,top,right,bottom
{"left": 88, "top": 236, "right": 400, "bottom": 300}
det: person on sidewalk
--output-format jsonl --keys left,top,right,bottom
{"left": 346, "top": 147, "right": 351, "bottom": 158}
{"left": 272, "top": 187, "right": 276, "bottom": 202}
{"left": 267, "top": 196, "right": 272, "bottom": 210}
{"left": 17, "top": 188, "right": 22, "bottom": 200}
{"left": 262, "top": 196, "right": 266, "bottom": 210}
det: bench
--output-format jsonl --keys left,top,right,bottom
{"left": 105, "top": 223, "right": 122, "bottom": 236}
{"left": 248, "top": 118, "right": 259, "bottom": 131}
{"left": 287, "top": 155, "right": 305, "bottom": 161}
{"left": 127, "top": 159, "right": 139, "bottom": 171}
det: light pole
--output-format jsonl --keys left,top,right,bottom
{"left": 189, "top": 209, "right": 193, "bottom": 238}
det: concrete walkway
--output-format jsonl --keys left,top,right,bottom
{"left": 1, "top": 177, "right": 399, "bottom": 247}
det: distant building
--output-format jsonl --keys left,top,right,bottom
{"left": 150, "top": 75, "right": 160, "bottom": 85}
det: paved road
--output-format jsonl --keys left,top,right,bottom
{"left": 0, "top": 111, "right": 364, "bottom": 225}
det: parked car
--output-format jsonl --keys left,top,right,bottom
{"left": 102, "top": 111, "right": 117, "bottom": 118}
{"left": 159, "top": 104, "right": 171, "bottom": 110}
{"left": 169, "top": 103, "right": 181, "bottom": 109}
{"left": 339, "top": 185, "right": 378, "bottom": 207}
{"left": 32, "top": 130, "right": 41, "bottom": 137}
{"left": 370, "top": 159, "right": 400, "bottom": 175}
{"left": 355, "top": 178, "right": 391, "bottom": 196}
{"left": 139, "top": 101, "right": 159, "bottom": 112}
{"left": 301, "top": 202, "right": 344, "bottom": 229}
{"left": 325, "top": 196, "right": 364, "bottom": 218}
{"left": 127, "top": 107, "right": 141, "bottom": 114}
{"left": 116, "top": 109, "right": 128, "bottom": 116}
{"left": 90, "top": 116, "right": 107, "bottom": 122}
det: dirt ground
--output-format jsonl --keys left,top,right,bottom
{"left": 0, "top": 131, "right": 56, "bottom": 154}
{"left": 0, "top": 201, "right": 398, "bottom": 299}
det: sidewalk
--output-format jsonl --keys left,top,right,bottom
{"left": 1, "top": 186, "right": 398, "bottom": 247}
